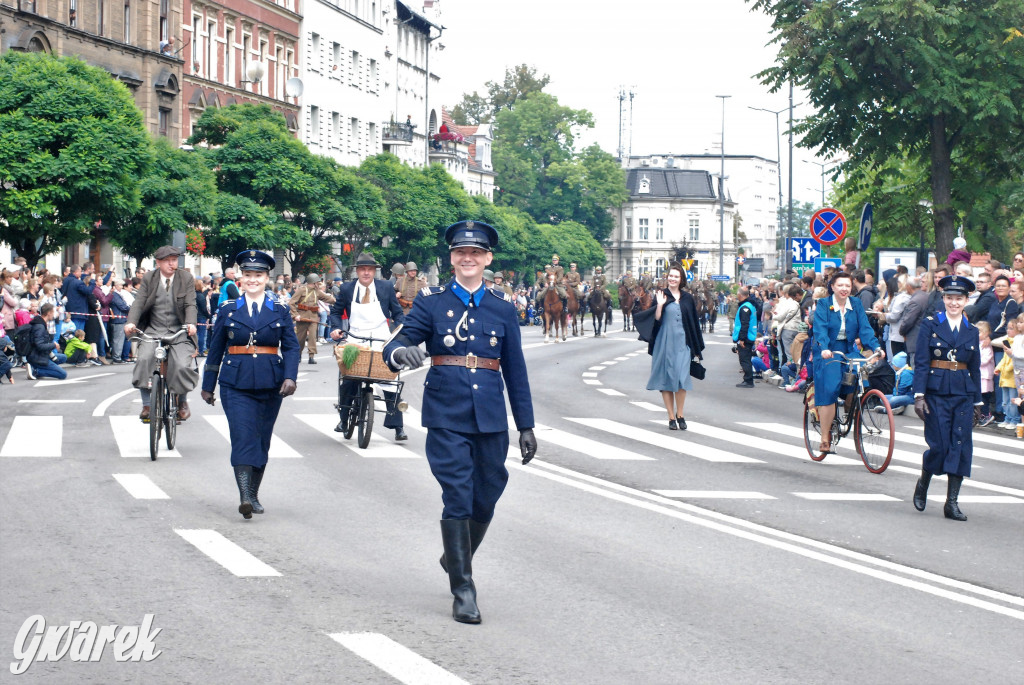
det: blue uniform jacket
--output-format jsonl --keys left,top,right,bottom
{"left": 328, "top": 279, "right": 405, "bottom": 334}
{"left": 812, "top": 295, "right": 880, "bottom": 352}
{"left": 202, "top": 295, "right": 300, "bottom": 392}
{"left": 912, "top": 313, "right": 982, "bottom": 403}
{"left": 383, "top": 284, "right": 534, "bottom": 434}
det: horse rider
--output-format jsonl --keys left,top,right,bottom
{"left": 395, "top": 261, "right": 427, "bottom": 316}
{"left": 590, "top": 266, "right": 612, "bottom": 303}
{"left": 493, "top": 271, "right": 514, "bottom": 297}
{"left": 564, "top": 262, "right": 585, "bottom": 313}
{"left": 289, "top": 273, "right": 335, "bottom": 365}
{"left": 639, "top": 271, "right": 653, "bottom": 291}
{"left": 537, "top": 254, "right": 568, "bottom": 314}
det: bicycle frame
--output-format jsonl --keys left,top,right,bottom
{"left": 334, "top": 331, "right": 406, "bottom": 448}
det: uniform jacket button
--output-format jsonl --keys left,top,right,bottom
{"left": 472, "top": 384, "right": 478, "bottom": 389}
{"left": 470, "top": 335, "right": 475, "bottom": 340}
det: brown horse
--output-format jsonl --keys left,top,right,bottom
{"left": 589, "top": 289, "right": 613, "bottom": 337}
{"left": 566, "top": 287, "right": 584, "bottom": 337}
{"left": 619, "top": 284, "right": 635, "bottom": 331}
{"left": 543, "top": 287, "right": 566, "bottom": 343}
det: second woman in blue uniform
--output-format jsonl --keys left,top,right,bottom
{"left": 201, "top": 250, "right": 300, "bottom": 519}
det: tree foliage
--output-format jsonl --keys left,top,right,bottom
{"left": 749, "top": 0, "right": 1024, "bottom": 255}
{"left": 0, "top": 52, "right": 151, "bottom": 270}
{"left": 450, "top": 64, "right": 550, "bottom": 125}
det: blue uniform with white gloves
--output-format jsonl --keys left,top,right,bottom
{"left": 203, "top": 292, "right": 300, "bottom": 467}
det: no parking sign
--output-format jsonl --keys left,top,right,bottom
{"left": 809, "top": 208, "right": 848, "bottom": 247}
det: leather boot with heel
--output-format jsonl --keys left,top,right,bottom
{"left": 944, "top": 474, "right": 967, "bottom": 521}
{"left": 440, "top": 519, "right": 481, "bottom": 624}
{"left": 913, "top": 471, "right": 932, "bottom": 512}
{"left": 234, "top": 465, "right": 254, "bottom": 519}
{"left": 250, "top": 466, "right": 265, "bottom": 514}
{"left": 440, "top": 519, "right": 489, "bottom": 573}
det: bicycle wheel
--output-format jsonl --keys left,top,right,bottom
{"left": 149, "top": 373, "right": 163, "bottom": 461}
{"left": 803, "top": 397, "right": 827, "bottom": 461}
{"left": 855, "top": 389, "right": 895, "bottom": 473}
{"left": 164, "top": 384, "right": 177, "bottom": 450}
{"left": 357, "top": 388, "right": 374, "bottom": 449}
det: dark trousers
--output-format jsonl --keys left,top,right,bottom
{"left": 738, "top": 343, "right": 754, "bottom": 383}
{"left": 338, "top": 379, "right": 403, "bottom": 429}
{"left": 425, "top": 428, "right": 510, "bottom": 521}
{"left": 196, "top": 318, "right": 208, "bottom": 353}
{"left": 221, "top": 385, "right": 283, "bottom": 467}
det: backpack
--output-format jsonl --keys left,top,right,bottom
{"left": 13, "top": 323, "right": 33, "bottom": 357}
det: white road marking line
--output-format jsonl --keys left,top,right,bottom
{"left": 631, "top": 401, "right": 666, "bottom": 412}
{"left": 203, "top": 415, "right": 303, "bottom": 458}
{"left": 682, "top": 421, "right": 862, "bottom": 466}
{"left": 654, "top": 490, "right": 775, "bottom": 499}
{"left": 113, "top": 474, "right": 170, "bottom": 499}
{"left": 741, "top": 421, "right": 1024, "bottom": 496}
{"left": 567, "top": 418, "right": 763, "bottom": 463}
{"left": 18, "top": 399, "right": 85, "bottom": 404}
{"left": 583, "top": 379, "right": 602, "bottom": 385}
{"left": 1, "top": 416, "right": 62, "bottom": 457}
{"left": 793, "top": 493, "right": 901, "bottom": 501}
{"left": 897, "top": 425, "right": 1024, "bottom": 465}
{"left": 175, "top": 529, "right": 281, "bottom": 577}
{"left": 108, "top": 416, "right": 182, "bottom": 458}
{"left": 515, "top": 459, "right": 1024, "bottom": 619}
{"left": 597, "top": 388, "right": 626, "bottom": 396}
{"left": 906, "top": 423, "right": 1023, "bottom": 451}
{"left": 588, "top": 366, "right": 606, "bottom": 371}
{"left": 614, "top": 356, "right": 630, "bottom": 361}
{"left": 534, "top": 422, "right": 654, "bottom": 460}
{"left": 625, "top": 352, "right": 641, "bottom": 357}
{"left": 328, "top": 632, "right": 470, "bottom": 685}
{"left": 600, "top": 360, "right": 618, "bottom": 365}
{"left": 295, "top": 414, "right": 420, "bottom": 458}
{"left": 35, "top": 372, "right": 115, "bottom": 388}
{"left": 93, "top": 389, "right": 137, "bottom": 417}
{"left": 925, "top": 495, "right": 1024, "bottom": 504}
{"left": 581, "top": 372, "right": 598, "bottom": 377}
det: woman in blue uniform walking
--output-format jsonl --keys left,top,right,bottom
{"left": 912, "top": 275, "right": 983, "bottom": 521}
{"left": 812, "top": 272, "right": 883, "bottom": 455}
{"left": 201, "top": 250, "right": 300, "bottom": 519}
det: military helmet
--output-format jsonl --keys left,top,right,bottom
{"left": 405, "top": 261, "right": 418, "bottom": 272}
{"left": 483, "top": 269, "right": 495, "bottom": 281}
{"left": 391, "top": 262, "right": 405, "bottom": 275}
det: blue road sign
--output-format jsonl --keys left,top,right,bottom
{"left": 710, "top": 274, "right": 731, "bottom": 281}
{"left": 810, "top": 207, "right": 848, "bottom": 246}
{"left": 815, "top": 257, "right": 842, "bottom": 272}
{"left": 789, "top": 237, "right": 822, "bottom": 266}
{"left": 858, "top": 203, "right": 873, "bottom": 251}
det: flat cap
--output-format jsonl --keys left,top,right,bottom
{"left": 154, "top": 245, "right": 182, "bottom": 260}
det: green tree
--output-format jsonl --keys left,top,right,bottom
{"left": 0, "top": 52, "right": 150, "bottom": 270}
{"left": 206, "top": 193, "right": 288, "bottom": 271}
{"left": 107, "top": 138, "right": 217, "bottom": 267}
{"left": 749, "top": 0, "right": 1024, "bottom": 256}
{"left": 450, "top": 64, "right": 550, "bottom": 125}
{"left": 536, "top": 221, "right": 606, "bottom": 272}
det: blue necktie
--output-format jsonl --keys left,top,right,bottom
{"left": 251, "top": 302, "right": 257, "bottom": 319}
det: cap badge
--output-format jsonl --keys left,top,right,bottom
{"left": 250, "top": 251, "right": 256, "bottom": 257}
{"left": 465, "top": 221, "right": 475, "bottom": 230}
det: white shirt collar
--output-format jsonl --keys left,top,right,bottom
{"left": 244, "top": 294, "right": 263, "bottom": 313}
{"left": 946, "top": 313, "right": 963, "bottom": 331}
{"left": 832, "top": 296, "right": 852, "bottom": 312}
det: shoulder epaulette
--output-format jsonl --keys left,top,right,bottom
{"left": 219, "top": 299, "right": 236, "bottom": 309}
{"left": 420, "top": 286, "right": 444, "bottom": 297}
{"left": 926, "top": 315, "right": 934, "bottom": 321}
{"left": 487, "top": 288, "right": 514, "bottom": 304}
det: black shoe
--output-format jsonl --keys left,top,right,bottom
{"left": 308, "top": 357, "right": 317, "bottom": 365}
{"left": 913, "top": 472, "right": 931, "bottom": 512}
{"left": 440, "top": 519, "right": 481, "bottom": 624}
{"left": 668, "top": 419, "right": 678, "bottom": 430}
{"left": 395, "top": 429, "right": 408, "bottom": 441}
{"left": 677, "top": 416, "right": 687, "bottom": 430}
{"left": 234, "top": 465, "right": 254, "bottom": 520}
{"left": 735, "top": 381, "right": 754, "bottom": 388}
{"left": 943, "top": 475, "right": 967, "bottom": 521}
{"left": 250, "top": 466, "right": 265, "bottom": 514}
{"left": 334, "top": 419, "right": 346, "bottom": 433}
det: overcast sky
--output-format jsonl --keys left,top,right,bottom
{"left": 433, "top": 0, "right": 837, "bottom": 207}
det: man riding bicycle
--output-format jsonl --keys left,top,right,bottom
{"left": 124, "top": 245, "right": 199, "bottom": 422}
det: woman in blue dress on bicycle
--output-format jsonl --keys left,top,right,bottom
{"left": 812, "top": 272, "right": 884, "bottom": 454}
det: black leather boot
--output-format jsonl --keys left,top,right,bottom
{"left": 250, "top": 466, "right": 265, "bottom": 514}
{"left": 440, "top": 519, "right": 490, "bottom": 572}
{"left": 913, "top": 471, "right": 932, "bottom": 512}
{"left": 234, "top": 465, "right": 254, "bottom": 519}
{"left": 440, "top": 519, "right": 481, "bottom": 624}
{"left": 944, "top": 475, "right": 967, "bottom": 521}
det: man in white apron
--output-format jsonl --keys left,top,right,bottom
{"left": 328, "top": 252, "right": 408, "bottom": 440}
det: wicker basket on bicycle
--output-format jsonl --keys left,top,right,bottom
{"left": 334, "top": 344, "right": 398, "bottom": 381}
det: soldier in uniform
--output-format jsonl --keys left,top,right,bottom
{"left": 493, "top": 271, "right": 514, "bottom": 297}
{"left": 912, "top": 275, "right": 983, "bottom": 521}
{"left": 536, "top": 254, "right": 567, "bottom": 314}
{"left": 389, "top": 262, "right": 405, "bottom": 285}
{"left": 483, "top": 269, "right": 496, "bottom": 289}
{"left": 639, "top": 271, "right": 653, "bottom": 291}
{"left": 395, "top": 261, "right": 427, "bottom": 316}
{"left": 383, "top": 220, "right": 537, "bottom": 625}
{"left": 621, "top": 270, "right": 638, "bottom": 291}
{"left": 591, "top": 265, "right": 612, "bottom": 303}
{"left": 201, "top": 250, "right": 300, "bottom": 519}
{"left": 289, "top": 273, "right": 335, "bottom": 365}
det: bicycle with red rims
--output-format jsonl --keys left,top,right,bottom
{"left": 802, "top": 350, "right": 895, "bottom": 473}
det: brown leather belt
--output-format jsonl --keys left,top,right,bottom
{"left": 297, "top": 303, "right": 319, "bottom": 311}
{"left": 228, "top": 345, "right": 279, "bottom": 355}
{"left": 930, "top": 360, "right": 967, "bottom": 371}
{"left": 432, "top": 355, "right": 500, "bottom": 371}
{"left": 399, "top": 297, "right": 415, "bottom": 309}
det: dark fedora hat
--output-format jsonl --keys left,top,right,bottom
{"left": 353, "top": 252, "right": 380, "bottom": 268}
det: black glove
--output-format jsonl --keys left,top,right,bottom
{"left": 914, "top": 396, "right": 929, "bottom": 421}
{"left": 279, "top": 379, "right": 296, "bottom": 397}
{"left": 519, "top": 428, "right": 537, "bottom": 465}
{"left": 201, "top": 390, "right": 216, "bottom": 406}
{"left": 393, "top": 346, "right": 426, "bottom": 369}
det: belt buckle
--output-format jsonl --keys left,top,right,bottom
{"left": 465, "top": 353, "right": 478, "bottom": 369}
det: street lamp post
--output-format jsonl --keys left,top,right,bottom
{"left": 749, "top": 105, "right": 786, "bottom": 272}
{"left": 803, "top": 159, "right": 839, "bottom": 206}
{"left": 716, "top": 95, "right": 730, "bottom": 278}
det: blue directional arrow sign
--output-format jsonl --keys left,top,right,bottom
{"left": 858, "top": 203, "right": 873, "bottom": 251}
{"left": 789, "top": 237, "right": 822, "bottom": 266}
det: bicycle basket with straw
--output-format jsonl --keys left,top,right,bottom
{"left": 334, "top": 344, "right": 398, "bottom": 381}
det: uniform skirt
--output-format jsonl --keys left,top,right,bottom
{"left": 812, "top": 338, "right": 861, "bottom": 406}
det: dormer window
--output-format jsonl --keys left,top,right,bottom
{"left": 638, "top": 176, "right": 650, "bottom": 194}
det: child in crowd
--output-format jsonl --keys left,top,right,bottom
{"left": 63, "top": 330, "right": 102, "bottom": 367}
{"left": 994, "top": 317, "right": 1020, "bottom": 429}
{"left": 976, "top": 322, "right": 996, "bottom": 427}
{"left": 877, "top": 351, "right": 914, "bottom": 415}
{"left": 1011, "top": 313, "right": 1024, "bottom": 437}
{"left": 14, "top": 299, "right": 32, "bottom": 327}
{"left": 751, "top": 337, "right": 771, "bottom": 379}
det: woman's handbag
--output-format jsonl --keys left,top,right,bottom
{"left": 690, "top": 359, "right": 706, "bottom": 380}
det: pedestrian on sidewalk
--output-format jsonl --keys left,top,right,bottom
{"left": 24, "top": 304, "right": 67, "bottom": 380}
{"left": 733, "top": 288, "right": 758, "bottom": 388}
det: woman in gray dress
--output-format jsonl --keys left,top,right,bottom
{"left": 646, "top": 264, "right": 705, "bottom": 430}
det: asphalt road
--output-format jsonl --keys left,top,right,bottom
{"left": 1, "top": 321, "right": 1022, "bottom": 684}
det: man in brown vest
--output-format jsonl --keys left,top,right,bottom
{"left": 289, "top": 273, "right": 335, "bottom": 364}
{"left": 395, "top": 261, "right": 427, "bottom": 315}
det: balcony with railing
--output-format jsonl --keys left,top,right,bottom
{"left": 382, "top": 121, "right": 415, "bottom": 145}
{"left": 428, "top": 139, "right": 468, "bottom": 163}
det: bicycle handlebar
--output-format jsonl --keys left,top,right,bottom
{"left": 830, "top": 349, "right": 884, "bottom": 365}
{"left": 130, "top": 327, "right": 189, "bottom": 344}
{"left": 339, "top": 331, "right": 387, "bottom": 344}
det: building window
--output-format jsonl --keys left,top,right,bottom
{"left": 160, "top": 0, "right": 168, "bottom": 41}
{"left": 656, "top": 218, "right": 664, "bottom": 241}
{"left": 242, "top": 34, "right": 251, "bottom": 86}
{"left": 368, "top": 122, "right": 376, "bottom": 150}
{"left": 224, "top": 28, "right": 234, "bottom": 86}
{"left": 98, "top": 0, "right": 105, "bottom": 36}
{"left": 638, "top": 218, "right": 649, "bottom": 240}
{"left": 275, "top": 46, "right": 284, "bottom": 99}
{"left": 332, "top": 113, "right": 340, "bottom": 148}
{"left": 351, "top": 50, "right": 360, "bottom": 86}
{"left": 207, "top": 21, "right": 216, "bottom": 80}
{"left": 625, "top": 217, "right": 633, "bottom": 241}
{"left": 192, "top": 16, "right": 201, "bottom": 73}
{"left": 350, "top": 117, "right": 358, "bottom": 150}
{"left": 310, "top": 106, "right": 320, "bottom": 146}
{"left": 332, "top": 42, "right": 341, "bottom": 74}
{"left": 124, "top": 2, "right": 131, "bottom": 43}
{"left": 158, "top": 108, "right": 169, "bottom": 138}
{"left": 655, "top": 259, "right": 665, "bottom": 278}
{"left": 688, "top": 218, "right": 699, "bottom": 242}
{"left": 258, "top": 39, "right": 268, "bottom": 95}
{"left": 69, "top": 0, "right": 77, "bottom": 27}
{"left": 369, "top": 59, "right": 377, "bottom": 90}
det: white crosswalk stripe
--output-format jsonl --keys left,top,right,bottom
{"left": 903, "top": 423, "right": 1024, "bottom": 452}
{"left": 793, "top": 493, "right": 901, "bottom": 501}
{"left": 328, "top": 632, "right": 470, "bottom": 685}
{"left": 109, "top": 416, "right": 183, "bottom": 458}
{"left": 0, "top": 416, "right": 62, "bottom": 457}
{"left": 681, "top": 421, "right": 862, "bottom": 466}
{"left": 889, "top": 428, "right": 1024, "bottom": 466}
{"left": 631, "top": 401, "right": 666, "bottom": 412}
{"left": 566, "top": 418, "right": 763, "bottom": 463}
{"left": 597, "top": 388, "right": 626, "bottom": 396}
{"left": 175, "top": 529, "right": 280, "bottom": 577}
{"left": 295, "top": 414, "right": 420, "bottom": 458}
{"left": 654, "top": 490, "right": 775, "bottom": 499}
{"left": 534, "top": 422, "right": 655, "bottom": 461}
{"left": 204, "top": 415, "right": 304, "bottom": 459}
{"left": 113, "top": 474, "right": 170, "bottom": 499}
